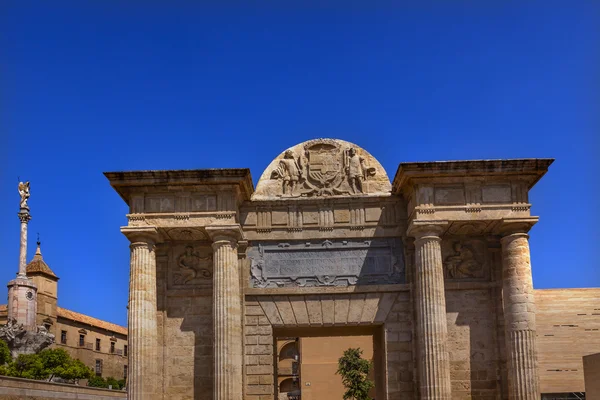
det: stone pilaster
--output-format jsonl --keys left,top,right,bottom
{"left": 122, "top": 227, "right": 159, "bottom": 400}
{"left": 501, "top": 230, "right": 540, "bottom": 399}
{"left": 409, "top": 223, "right": 452, "bottom": 399}
{"left": 207, "top": 226, "right": 243, "bottom": 400}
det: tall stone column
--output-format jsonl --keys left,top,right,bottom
{"left": 17, "top": 211, "right": 31, "bottom": 277}
{"left": 410, "top": 223, "right": 452, "bottom": 399}
{"left": 501, "top": 230, "right": 540, "bottom": 399}
{"left": 207, "top": 227, "right": 243, "bottom": 400}
{"left": 122, "top": 227, "right": 159, "bottom": 400}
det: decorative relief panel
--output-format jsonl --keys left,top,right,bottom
{"left": 247, "top": 238, "right": 404, "bottom": 288}
{"left": 168, "top": 243, "right": 213, "bottom": 288}
{"left": 481, "top": 185, "right": 511, "bottom": 204}
{"left": 253, "top": 138, "right": 391, "bottom": 200}
{"left": 442, "top": 238, "right": 488, "bottom": 280}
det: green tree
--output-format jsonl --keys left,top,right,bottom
{"left": 38, "top": 348, "right": 70, "bottom": 381}
{"left": 106, "top": 376, "right": 121, "bottom": 389}
{"left": 55, "top": 358, "right": 93, "bottom": 384}
{"left": 7, "top": 353, "right": 48, "bottom": 380}
{"left": 0, "top": 339, "right": 11, "bottom": 365}
{"left": 87, "top": 374, "right": 108, "bottom": 388}
{"left": 336, "top": 348, "right": 374, "bottom": 400}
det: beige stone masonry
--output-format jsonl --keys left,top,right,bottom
{"left": 410, "top": 223, "right": 452, "bottom": 399}
{"left": 121, "top": 227, "right": 159, "bottom": 400}
{"left": 501, "top": 230, "right": 540, "bottom": 399}
{"left": 208, "top": 227, "right": 244, "bottom": 400}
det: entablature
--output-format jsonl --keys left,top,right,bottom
{"left": 240, "top": 195, "right": 406, "bottom": 240}
{"left": 393, "top": 158, "right": 553, "bottom": 223}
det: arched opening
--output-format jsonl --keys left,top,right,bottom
{"left": 279, "top": 341, "right": 299, "bottom": 362}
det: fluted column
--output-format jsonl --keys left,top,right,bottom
{"left": 501, "top": 231, "right": 540, "bottom": 399}
{"left": 209, "top": 228, "right": 243, "bottom": 400}
{"left": 411, "top": 224, "right": 452, "bottom": 399}
{"left": 123, "top": 227, "right": 159, "bottom": 400}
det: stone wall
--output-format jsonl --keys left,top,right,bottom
{"left": 535, "top": 288, "right": 600, "bottom": 393}
{"left": 157, "top": 244, "right": 214, "bottom": 400}
{"left": 54, "top": 319, "right": 127, "bottom": 381}
{"left": 0, "top": 376, "right": 126, "bottom": 400}
{"left": 446, "top": 288, "right": 500, "bottom": 399}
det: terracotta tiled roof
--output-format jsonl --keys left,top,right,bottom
{"left": 57, "top": 307, "right": 128, "bottom": 336}
{"left": 26, "top": 242, "right": 58, "bottom": 279}
{"left": 0, "top": 304, "right": 6, "bottom": 314}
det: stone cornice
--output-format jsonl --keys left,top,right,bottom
{"left": 205, "top": 224, "right": 244, "bottom": 242}
{"left": 104, "top": 168, "right": 254, "bottom": 204}
{"left": 120, "top": 226, "right": 160, "bottom": 244}
{"left": 392, "top": 158, "right": 554, "bottom": 194}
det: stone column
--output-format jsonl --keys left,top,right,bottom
{"left": 122, "top": 227, "right": 159, "bottom": 400}
{"left": 501, "top": 231, "right": 540, "bottom": 399}
{"left": 17, "top": 211, "right": 31, "bottom": 277}
{"left": 208, "top": 227, "right": 243, "bottom": 400}
{"left": 410, "top": 224, "right": 452, "bottom": 399}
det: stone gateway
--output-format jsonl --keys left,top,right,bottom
{"left": 105, "top": 138, "right": 556, "bottom": 399}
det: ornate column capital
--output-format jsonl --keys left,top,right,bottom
{"left": 495, "top": 217, "right": 538, "bottom": 237}
{"left": 406, "top": 220, "right": 448, "bottom": 241}
{"left": 205, "top": 225, "right": 243, "bottom": 246}
{"left": 17, "top": 212, "right": 31, "bottom": 224}
{"left": 121, "top": 226, "right": 160, "bottom": 245}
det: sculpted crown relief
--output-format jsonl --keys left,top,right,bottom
{"left": 254, "top": 138, "right": 391, "bottom": 200}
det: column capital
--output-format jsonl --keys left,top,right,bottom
{"left": 205, "top": 225, "right": 243, "bottom": 244}
{"left": 121, "top": 226, "right": 160, "bottom": 245}
{"left": 406, "top": 220, "right": 448, "bottom": 240}
{"left": 496, "top": 217, "right": 538, "bottom": 237}
{"left": 18, "top": 211, "right": 31, "bottom": 224}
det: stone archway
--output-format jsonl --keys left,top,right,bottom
{"left": 243, "top": 290, "right": 415, "bottom": 399}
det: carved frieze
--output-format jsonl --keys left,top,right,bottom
{"left": 442, "top": 238, "right": 487, "bottom": 280}
{"left": 168, "top": 244, "right": 213, "bottom": 288}
{"left": 253, "top": 138, "right": 391, "bottom": 200}
{"left": 247, "top": 238, "right": 404, "bottom": 288}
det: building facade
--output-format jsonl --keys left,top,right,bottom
{"left": 104, "top": 138, "right": 598, "bottom": 400}
{"left": 1, "top": 242, "right": 128, "bottom": 381}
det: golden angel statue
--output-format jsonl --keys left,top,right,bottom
{"left": 18, "top": 181, "right": 30, "bottom": 209}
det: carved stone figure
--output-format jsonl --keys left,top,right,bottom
{"left": 0, "top": 318, "right": 55, "bottom": 357}
{"left": 271, "top": 150, "right": 304, "bottom": 196}
{"left": 174, "top": 246, "right": 212, "bottom": 284}
{"left": 444, "top": 242, "right": 483, "bottom": 279}
{"left": 18, "top": 181, "right": 30, "bottom": 209}
{"left": 344, "top": 147, "right": 374, "bottom": 194}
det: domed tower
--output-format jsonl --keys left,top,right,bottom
{"left": 6, "top": 181, "right": 38, "bottom": 330}
{"left": 26, "top": 241, "right": 59, "bottom": 335}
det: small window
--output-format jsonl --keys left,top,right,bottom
{"left": 124, "top": 345, "right": 128, "bottom": 357}
{"left": 95, "top": 359, "right": 103, "bottom": 376}
{"left": 110, "top": 342, "right": 115, "bottom": 354}
{"left": 60, "top": 330, "right": 67, "bottom": 345}
{"left": 95, "top": 338, "right": 101, "bottom": 351}
{"left": 79, "top": 334, "right": 85, "bottom": 347}
{"left": 123, "top": 365, "right": 128, "bottom": 379}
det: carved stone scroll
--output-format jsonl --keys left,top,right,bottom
{"left": 247, "top": 238, "right": 404, "bottom": 288}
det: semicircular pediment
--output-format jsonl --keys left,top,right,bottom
{"left": 253, "top": 138, "right": 391, "bottom": 200}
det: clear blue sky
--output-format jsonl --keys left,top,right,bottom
{"left": 1, "top": 2, "right": 598, "bottom": 327}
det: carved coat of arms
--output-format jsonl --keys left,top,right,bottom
{"left": 270, "top": 140, "right": 377, "bottom": 197}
